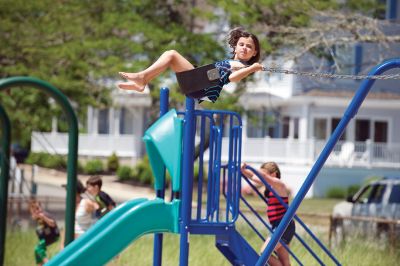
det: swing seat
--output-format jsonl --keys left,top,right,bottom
{"left": 176, "top": 63, "right": 220, "bottom": 98}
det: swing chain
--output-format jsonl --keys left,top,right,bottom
{"left": 262, "top": 66, "right": 400, "bottom": 80}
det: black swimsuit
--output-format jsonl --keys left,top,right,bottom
{"left": 187, "top": 59, "right": 233, "bottom": 103}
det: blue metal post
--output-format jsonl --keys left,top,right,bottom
{"left": 179, "top": 97, "right": 195, "bottom": 266}
{"left": 257, "top": 58, "right": 400, "bottom": 266}
{"left": 153, "top": 87, "right": 169, "bottom": 266}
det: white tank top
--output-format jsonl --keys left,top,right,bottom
{"left": 75, "top": 198, "right": 97, "bottom": 235}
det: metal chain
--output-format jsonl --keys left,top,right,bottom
{"left": 262, "top": 66, "right": 400, "bottom": 80}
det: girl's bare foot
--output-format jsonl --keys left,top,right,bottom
{"left": 119, "top": 71, "right": 145, "bottom": 82}
{"left": 117, "top": 81, "right": 145, "bottom": 92}
{"left": 119, "top": 71, "right": 134, "bottom": 79}
{"left": 118, "top": 72, "right": 147, "bottom": 90}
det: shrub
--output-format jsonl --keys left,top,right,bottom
{"left": 117, "top": 165, "right": 133, "bottom": 181}
{"left": 25, "top": 152, "right": 40, "bottom": 165}
{"left": 84, "top": 159, "right": 104, "bottom": 175}
{"left": 347, "top": 184, "right": 361, "bottom": 197}
{"left": 326, "top": 186, "right": 346, "bottom": 199}
{"left": 107, "top": 152, "right": 119, "bottom": 173}
{"left": 77, "top": 160, "right": 85, "bottom": 174}
{"left": 25, "top": 152, "right": 66, "bottom": 169}
{"left": 42, "top": 155, "right": 67, "bottom": 169}
{"left": 132, "top": 156, "right": 153, "bottom": 186}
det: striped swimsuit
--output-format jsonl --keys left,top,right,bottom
{"left": 267, "top": 191, "right": 289, "bottom": 223}
{"left": 197, "top": 59, "right": 233, "bottom": 103}
{"left": 266, "top": 191, "right": 296, "bottom": 244}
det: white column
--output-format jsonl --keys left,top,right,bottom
{"left": 242, "top": 113, "right": 248, "bottom": 138}
{"left": 299, "top": 105, "right": 309, "bottom": 141}
{"left": 347, "top": 119, "right": 355, "bottom": 142}
{"left": 87, "top": 106, "right": 95, "bottom": 134}
{"left": 93, "top": 108, "right": 99, "bottom": 135}
{"left": 289, "top": 117, "right": 294, "bottom": 139}
{"left": 51, "top": 117, "right": 58, "bottom": 134}
{"left": 109, "top": 108, "right": 115, "bottom": 135}
{"left": 114, "top": 108, "right": 120, "bottom": 136}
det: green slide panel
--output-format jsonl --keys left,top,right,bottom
{"left": 46, "top": 198, "right": 148, "bottom": 264}
{"left": 47, "top": 198, "right": 180, "bottom": 266}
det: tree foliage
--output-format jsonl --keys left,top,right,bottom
{"left": 0, "top": 0, "right": 224, "bottom": 146}
{"left": 0, "top": 0, "right": 393, "bottom": 147}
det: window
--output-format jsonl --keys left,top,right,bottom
{"left": 98, "top": 109, "right": 109, "bottom": 134}
{"left": 367, "top": 184, "right": 386, "bottom": 203}
{"left": 331, "top": 118, "right": 346, "bottom": 140}
{"left": 355, "top": 119, "right": 388, "bottom": 143}
{"left": 293, "top": 118, "right": 299, "bottom": 139}
{"left": 334, "top": 45, "right": 355, "bottom": 75}
{"left": 374, "top": 121, "right": 388, "bottom": 143}
{"left": 246, "top": 111, "right": 264, "bottom": 138}
{"left": 388, "top": 185, "right": 400, "bottom": 203}
{"left": 314, "top": 118, "right": 327, "bottom": 140}
{"left": 119, "top": 108, "right": 134, "bottom": 135}
{"left": 282, "top": 116, "right": 290, "bottom": 138}
{"left": 355, "top": 185, "right": 373, "bottom": 204}
{"left": 246, "top": 110, "right": 277, "bottom": 138}
{"left": 355, "top": 119, "right": 370, "bottom": 141}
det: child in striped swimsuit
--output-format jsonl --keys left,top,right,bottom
{"left": 117, "top": 27, "right": 263, "bottom": 103}
{"left": 241, "top": 162, "right": 295, "bottom": 266}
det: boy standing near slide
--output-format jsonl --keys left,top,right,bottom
{"left": 86, "top": 175, "right": 116, "bottom": 218}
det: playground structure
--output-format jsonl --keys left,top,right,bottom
{"left": 0, "top": 58, "right": 399, "bottom": 265}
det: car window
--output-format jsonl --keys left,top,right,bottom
{"left": 355, "top": 185, "right": 373, "bottom": 203}
{"left": 367, "top": 184, "right": 386, "bottom": 203}
{"left": 388, "top": 184, "right": 400, "bottom": 203}
{"left": 355, "top": 184, "right": 386, "bottom": 204}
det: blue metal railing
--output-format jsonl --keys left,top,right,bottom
{"left": 189, "top": 109, "right": 242, "bottom": 225}
{"left": 238, "top": 165, "right": 341, "bottom": 265}
{"left": 237, "top": 191, "right": 303, "bottom": 266}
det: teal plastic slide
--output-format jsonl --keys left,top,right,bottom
{"left": 47, "top": 108, "right": 184, "bottom": 265}
{"left": 46, "top": 198, "right": 180, "bottom": 266}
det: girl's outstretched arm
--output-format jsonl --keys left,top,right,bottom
{"left": 229, "top": 62, "right": 263, "bottom": 82}
{"left": 240, "top": 163, "right": 263, "bottom": 185}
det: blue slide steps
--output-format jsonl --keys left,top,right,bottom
{"left": 216, "top": 227, "right": 259, "bottom": 266}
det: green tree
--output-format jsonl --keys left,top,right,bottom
{"left": 1, "top": 0, "right": 387, "bottom": 149}
{"left": 0, "top": 0, "right": 224, "bottom": 146}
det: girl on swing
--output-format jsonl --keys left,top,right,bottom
{"left": 118, "top": 27, "right": 263, "bottom": 103}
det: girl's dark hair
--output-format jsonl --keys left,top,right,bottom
{"left": 228, "top": 27, "right": 261, "bottom": 65}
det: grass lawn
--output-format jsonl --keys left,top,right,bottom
{"left": 241, "top": 196, "right": 342, "bottom": 214}
{"left": 5, "top": 197, "right": 398, "bottom": 266}
{"left": 5, "top": 225, "right": 399, "bottom": 266}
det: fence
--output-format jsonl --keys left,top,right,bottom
{"left": 31, "top": 131, "right": 400, "bottom": 168}
{"left": 329, "top": 215, "right": 400, "bottom": 253}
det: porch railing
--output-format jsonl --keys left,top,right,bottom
{"left": 31, "top": 132, "right": 141, "bottom": 157}
{"left": 31, "top": 131, "right": 400, "bottom": 168}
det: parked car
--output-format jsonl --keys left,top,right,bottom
{"left": 331, "top": 176, "right": 400, "bottom": 244}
